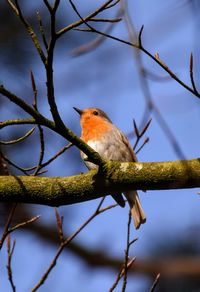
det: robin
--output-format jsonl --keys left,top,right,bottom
{"left": 74, "top": 107, "right": 146, "bottom": 229}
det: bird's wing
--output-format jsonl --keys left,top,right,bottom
{"left": 118, "top": 129, "right": 138, "bottom": 162}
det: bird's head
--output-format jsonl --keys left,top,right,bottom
{"left": 73, "top": 107, "right": 112, "bottom": 128}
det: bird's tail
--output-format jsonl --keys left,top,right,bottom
{"left": 124, "top": 191, "right": 146, "bottom": 229}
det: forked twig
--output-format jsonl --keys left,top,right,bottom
{"left": 72, "top": 8, "right": 123, "bottom": 56}
{"left": 109, "top": 212, "right": 137, "bottom": 292}
{"left": 133, "top": 118, "right": 151, "bottom": 151}
{"left": 39, "top": 143, "right": 73, "bottom": 169}
{"left": 32, "top": 198, "right": 118, "bottom": 291}
{"left": 69, "top": 0, "right": 200, "bottom": 100}
{"left": 0, "top": 209, "right": 40, "bottom": 250}
{"left": 109, "top": 257, "right": 135, "bottom": 292}
{"left": 0, "top": 203, "right": 17, "bottom": 250}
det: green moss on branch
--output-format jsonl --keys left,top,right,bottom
{"left": 0, "top": 158, "right": 199, "bottom": 206}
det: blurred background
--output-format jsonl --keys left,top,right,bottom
{"left": 1, "top": 0, "right": 200, "bottom": 291}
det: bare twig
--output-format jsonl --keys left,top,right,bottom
{"left": 8, "top": 215, "right": 41, "bottom": 234}
{"left": 55, "top": 208, "right": 64, "bottom": 243}
{"left": 6, "top": 235, "right": 16, "bottom": 292}
{"left": 37, "top": 12, "right": 48, "bottom": 50}
{"left": 0, "top": 118, "right": 37, "bottom": 129}
{"left": 121, "top": 0, "right": 186, "bottom": 160}
{"left": 68, "top": 0, "right": 138, "bottom": 49}
{"left": 72, "top": 24, "right": 115, "bottom": 56}
{"left": 43, "top": 0, "right": 53, "bottom": 13}
{"left": 110, "top": 212, "right": 137, "bottom": 292}
{"left": 57, "top": 0, "right": 118, "bottom": 37}
{"left": 122, "top": 211, "right": 132, "bottom": 292}
{"left": 0, "top": 203, "right": 17, "bottom": 250}
{"left": 133, "top": 119, "right": 151, "bottom": 151}
{"left": 105, "top": 0, "right": 120, "bottom": 10}
{"left": 70, "top": 0, "right": 200, "bottom": 100}
{"left": 40, "top": 143, "right": 73, "bottom": 169}
{"left": 0, "top": 85, "right": 105, "bottom": 167}
{"left": 0, "top": 127, "right": 35, "bottom": 145}
{"left": 30, "top": 71, "right": 38, "bottom": 109}
{"left": 0, "top": 210, "right": 40, "bottom": 250}
{"left": 135, "top": 137, "right": 149, "bottom": 155}
{"left": 1, "top": 154, "right": 32, "bottom": 175}
{"left": 109, "top": 257, "right": 135, "bottom": 292}
{"left": 89, "top": 17, "right": 122, "bottom": 23}
{"left": 150, "top": 273, "right": 160, "bottom": 292}
{"left": 31, "top": 198, "right": 118, "bottom": 291}
{"left": 73, "top": 9, "right": 122, "bottom": 56}
{"left": 7, "top": 0, "right": 46, "bottom": 63}
{"left": 33, "top": 125, "right": 45, "bottom": 175}
{"left": 189, "top": 53, "right": 198, "bottom": 94}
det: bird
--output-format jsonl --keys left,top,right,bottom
{"left": 74, "top": 107, "right": 146, "bottom": 229}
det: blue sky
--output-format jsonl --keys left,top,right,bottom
{"left": 1, "top": 0, "right": 200, "bottom": 291}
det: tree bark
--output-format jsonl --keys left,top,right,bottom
{"left": 0, "top": 158, "right": 199, "bottom": 206}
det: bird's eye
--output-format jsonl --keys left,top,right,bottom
{"left": 93, "top": 111, "right": 99, "bottom": 116}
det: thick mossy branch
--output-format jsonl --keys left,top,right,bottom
{"left": 0, "top": 158, "right": 199, "bottom": 206}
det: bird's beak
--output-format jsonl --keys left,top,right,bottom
{"left": 73, "top": 107, "right": 83, "bottom": 115}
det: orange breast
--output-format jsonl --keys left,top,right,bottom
{"left": 81, "top": 118, "right": 110, "bottom": 142}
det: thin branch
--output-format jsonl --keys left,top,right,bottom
{"left": 1, "top": 154, "right": 33, "bottom": 175}
{"left": 6, "top": 235, "right": 16, "bottom": 292}
{"left": 57, "top": 0, "right": 118, "bottom": 37}
{"left": 72, "top": 9, "right": 122, "bottom": 56}
{"left": 135, "top": 137, "right": 149, "bottom": 155}
{"left": 43, "top": 0, "right": 52, "bottom": 12}
{"left": 7, "top": 0, "right": 18, "bottom": 15}
{"left": 0, "top": 127, "right": 35, "bottom": 145}
{"left": 72, "top": 24, "right": 115, "bottom": 56}
{"left": 0, "top": 85, "right": 105, "bottom": 166}
{"left": 0, "top": 203, "right": 17, "bottom": 249}
{"left": 89, "top": 17, "right": 122, "bottom": 23}
{"left": 0, "top": 118, "right": 37, "bottom": 129}
{"left": 142, "top": 45, "right": 200, "bottom": 98}
{"left": 0, "top": 85, "right": 55, "bottom": 129}
{"left": 70, "top": 0, "right": 200, "bottom": 100}
{"left": 33, "top": 125, "right": 45, "bottom": 175}
{"left": 9, "top": 215, "right": 40, "bottom": 233}
{"left": 40, "top": 143, "right": 73, "bottom": 169}
{"left": 122, "top": 211, "right": 132, "bottom": 292}
{"left": 109, "top": 211, "right": 136, "bottom": 292}
{"left": 30, "top": 70, "right": 38, "bottom": 109}
{"left": 31, "top": 198, "right": 111, "bottom": 292}
{"left": 52, "top": 0, "right": 60, "bottom": 12}
{"left": 37, "top": 12, "right": 48, "bottom": 50}
{"left": 121, "top": 1, "right": 186, "bottom": 160}
{"left": 55, "top": 208, "right": 64, "bottom": 243}
{"left": 7, "top": 0, "right": 46, "bottom": 63}
{"left": 0, "top": 205, "right": 40, "bottom": 250}
{"left": 109, "top": 257, "right": 136, "bottom": 292}
{"left": 189, "top": 53, "right": 198, "bottom": 94}
{"left": 105, "top": 0, "right": 120, "bottom": 10}
{"left": 133, "top": 119, "right": 151, "bottom": 151}
{"left": 150, "top": 273, "right": 160, "bottom": 292}
{"left": 68, "top": 0, "right": 138, "bottom": 49}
